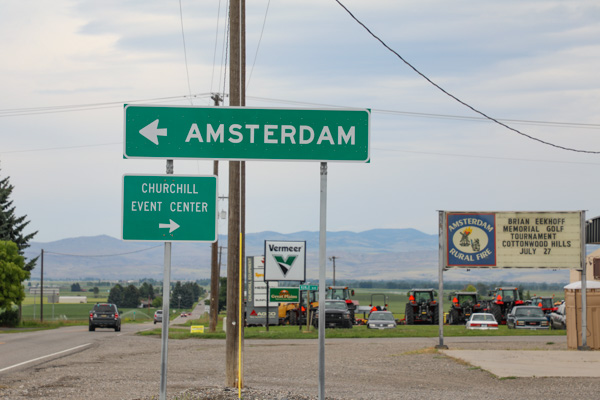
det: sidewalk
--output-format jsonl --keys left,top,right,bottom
{"left": 440, "top": 349, "right": 600, "bottom": 377}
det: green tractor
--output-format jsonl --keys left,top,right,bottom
{"left": 404, "top": 289, "right": 439, "bottom": 325}
{"left": 447, "top": 291, "right": 486, "bottom": 325}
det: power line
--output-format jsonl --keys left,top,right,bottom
{"left": 373, "top": 147, "right": 600, "bottom": 166}
{"left": 178, "top": 0, "right": 194, "bottom": 104}
{"left": 247, "top": 96, "right": 600, "bottom": 131}
{"left": 0, "top": 93, "right": 211, "bottom": 118}
{"left": 333, "top": 0, "right": 600, "bottom": 154}
{"left": 210, "top": 0, "right": 225, "bottom": 103}
{"left": 44, "top": 244, "right": 162, "bottom": 258}
{"left": 247, "top": 0, "right": 271, "bottom": 90}
{"left": 0, "top": 142, "right": 121, "bottom": 155}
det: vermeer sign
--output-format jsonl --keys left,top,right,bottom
{"left": 446, "top": 211, "right": 582, "bottom": 269}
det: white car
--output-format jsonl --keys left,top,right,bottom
{"left": 465, "top": 313, "right": 498, "bottom": 330}
{"left": 154, "top": 310, "right": 163, "bottom": 324}
{"left": 367, "top": 311, "right": 397, "bottom": 330}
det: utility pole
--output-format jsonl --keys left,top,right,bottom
{"left": 225, "top": 0, "right": 245, "bottom": 389}
{"left": 329, "top": 256, "right": 338, "bottom": 286}
{"left": 209, "top": 93, "right": 223, "bottom": 333}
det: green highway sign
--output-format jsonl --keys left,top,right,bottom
{"left": 299, "top": 284, "right": 318, "bottom": 291}
{"left": 269, "top": 287, "right": 300, "bottom": 303}
{"left": 122, "top": 174, "right": 217, "bottom": 242}
{"left": 124, "top": 105, "right": 370, "bottom": 162}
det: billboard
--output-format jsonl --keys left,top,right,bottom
{"left": 445, "top": 211, "right": 583, "bottom": 269}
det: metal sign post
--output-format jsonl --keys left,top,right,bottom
{"left": 318, "top": 162, "right": 327, "bottom": 400}
{"left": 159, "top": 160, "right": 173, "bottom": 400}
{"left": 436, "top": 211, "right": 448, "bottom": 349}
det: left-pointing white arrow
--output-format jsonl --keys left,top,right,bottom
{"left": 159, "top": 219, "right": 180, "bottom": 233}
{"left": 139, "top": 119, "right": 167, "bottom": 145}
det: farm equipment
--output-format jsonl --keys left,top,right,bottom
{"left": 325, "top": 286, "right": 358, "bottom": 324}
{"left": 369, "top": 293, "right": 389, "bottom": 313}
{"left": 487, "top": 287, "right": 525, "bottom": 324}
{"left": 278, "top": 289, "right": 318, "bottom": 326}
{"left": 447, "top": 291, "right": 485, "bottom": 325}
{"left": 529, "top": 296, "right": 557, "bottom": 315}
{"left": 404, "top": 289, "right": 439, "bottom": 325}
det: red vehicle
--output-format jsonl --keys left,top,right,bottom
{"left": 325, "top": 287, "right": 358, "bottom": 324}
{"left": 529, "top": 296, "right": 558, "bottom": 315}
{"left": 487, "top": 287, "right": 525, "bottom": 324}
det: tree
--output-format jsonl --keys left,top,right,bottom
{"left": 0, "top": 241, "right": 29, "bottom": 311}
{"left": 71, "top": 283, "right": 82, "bottom": 292}
{"left": 108, "top": 284, "right": 124, "bottom": 306}
{"left": 464, "top": 284, "right": 477, "bottom": 292}
{"left": 139, "top": 282, "right": 155, "bottom": 300}
{"left": 0, "top": 169, "right": 38, "bottom": 272}
{"left": 93, "top": 287, "right": 99, "bottom": 298}
{"left": 218, "top": 277, "right": 227, "bottom": 313}
{"left": 122, "top": 284, "right": 140, "bottom": 308}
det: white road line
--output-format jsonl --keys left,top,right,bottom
{"left": 0, "top": 343, "right": 92, "bottom": 373}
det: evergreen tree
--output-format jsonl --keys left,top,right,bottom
{"left": 108, "top": 284, "right": 124, "bottom": 306}
{"left": 0, "top": 168, "right": 38, "bottom": 272}
{"left": 122, "top": 284, "right": 140, "bottom": 308}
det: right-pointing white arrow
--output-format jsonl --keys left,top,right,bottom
{"left": 139, "top": 119, "right": 167, "bottom": 145}
{"left": 159, "top": 219, "right": 180, "bottom": 233}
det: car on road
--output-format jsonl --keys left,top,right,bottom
{"left": 154, "top": 310, "right": 163, "bottom": 324}
{"left": 506, "top": 306, "right": 549, "bottom": 330}
{"left": 313, "top": 300, "right": 353, "bottom": 329}
{"left": 367, "top": 311, "right": 397, "bottom": 329}
{"left": 89, "top": 303, "right": 121, "bottom": 332}
{"left": 465, "top": 313, "right": 498, "bottom": 330}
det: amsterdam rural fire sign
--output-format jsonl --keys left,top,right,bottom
{"left": 444, "top": 211, "right": 582, "bottom": 269}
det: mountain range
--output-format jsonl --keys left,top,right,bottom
{"left": 24, "top": 228, "right": 571, "bottom": 284}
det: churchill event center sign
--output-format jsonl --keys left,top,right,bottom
{"left": 443, "top": 211, "right": 583, "bottom": 269}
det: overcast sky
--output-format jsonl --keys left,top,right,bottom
{"left": 1, "top": 0, "right": 600, "bottom": 243}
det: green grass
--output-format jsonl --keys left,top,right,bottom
{"left": 138, "top": 318, "right": 566, "bottom": 340}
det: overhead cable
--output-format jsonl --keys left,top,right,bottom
{"left": 44, "top": 244, "right": 162, "bottom": 258}
{"left": 0, "top": 93, "right": 212, "bottom": 118}
{"left": 333, "top": 0, "right": 600, "bottom": 154}
{"left": 247, "top": 0, "right": 271, "bottom": 90}
{"left": 178, "top": 0, "right": 194, "bottom": 104}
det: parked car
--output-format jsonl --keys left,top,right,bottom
{"left": 313, "top": 300, "right": 353, "bottom": 329}
{"left": 89, "top": 303, "right": 121, "bottom": 332}
{"left": 465, "top": 313, "right": 498, "bottom": 330}
{"left": 548, "top": 301, "right": 566, "bottom": 330}
{"left": 154, "top": 310, "right": 163, "bottom": 324}
{"left": 506, "top": 306, "right": 549, "bottom": 330}
{"left": 367, "top": 311, "right": 397, "bottom": 330}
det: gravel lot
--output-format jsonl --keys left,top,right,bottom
{"left": 1, "top": 332, "right": 598, "bottom": 400}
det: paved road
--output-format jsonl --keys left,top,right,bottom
{"left": 169, "top": 299, "right": 207, "bottom": 325}
{"left": 0, "top": 321, "right": 154, "bottom": 374}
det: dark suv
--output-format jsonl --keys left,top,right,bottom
{"left": 89, "top": 303, "right": 121, "bottom": 332}
{"left": 313, "top": 300, "right": 353, "bottom": 329}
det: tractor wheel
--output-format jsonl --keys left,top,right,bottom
{"left": 405, "top": 303, "right": 415, "bottom": 325}
{"left": 491, "top": 303, "right": 503, "bottom": 324}
{"left": 288, "top": 310, "right": 297, "bottom": 326}
{"left": 432, "top": 306, "right": 439, "bottom": 325}
{"left": 448, "top": 309, "right": 457, "bottom": 325}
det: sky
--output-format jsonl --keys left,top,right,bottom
{"left": 1, "top": 0, "right": 600, "bottom": 244}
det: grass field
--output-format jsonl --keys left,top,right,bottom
{"left": 139, "top": 314, "right": 566, "bottom": 340}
